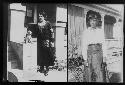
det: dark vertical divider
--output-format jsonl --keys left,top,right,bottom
{"left": 2, "top": 2, "right": 8, "bottom": 82}
{"left": 67, "top": 3, "right": 68, "bottom": 82}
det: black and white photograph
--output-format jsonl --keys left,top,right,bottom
{"left": 68, "top": 4, "right": 124, "bottom": 82}
{"left": 4, "top": 3, "right": 124, "bottom": 82}
{"left": 7, "top": 3, "right": 67, "bottom": 82}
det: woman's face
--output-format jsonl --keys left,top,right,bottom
{"left": 90, "top": 18, "right": 97, "bottom": 28}
{"left": 39, "top": 14, "right": 44, "bottom": 22}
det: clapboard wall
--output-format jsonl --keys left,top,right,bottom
{"left": 68, "top": 5, "right": 85, "bottom": 59}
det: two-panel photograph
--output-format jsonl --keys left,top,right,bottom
{"left": 5, "top": 3, "right": 124, "bottom": 82}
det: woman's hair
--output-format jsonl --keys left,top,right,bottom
{"left": 38, "top": 10, "right": 47, "bottom": 23}
{"left": 86, "top": 10, "right": 102, "bottom": 28}
{"left": 39, "top": 10, "right": 47, "bottom": 19}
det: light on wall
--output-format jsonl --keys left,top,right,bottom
{"left": 10, "top": 3, "right": 26, "bottom": 11}
{"left": 56, "top": 7, "right": 67, "bottom": 22}
{"left": 10, "top": 3, "right": 26, "bottom": 43}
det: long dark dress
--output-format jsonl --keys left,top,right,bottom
{"left": 37, "top": 21, "right": 53, "bottom": 68}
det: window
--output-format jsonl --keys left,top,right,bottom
{"left": 104, "top": 22, "right": 114, "bottom": 39}
{"left": 104, "top": 15, "right": 116, "bottom": 39}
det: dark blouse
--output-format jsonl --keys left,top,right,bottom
{"left": 37, "top": 21, "right": 52, "bottom": 48}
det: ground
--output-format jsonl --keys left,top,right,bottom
{"left": 44, "top": 69, "right": 67, "bottom": 82}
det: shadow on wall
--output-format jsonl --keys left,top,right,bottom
{"left": 8, "top": 41, "right": 23, "bottom": 70}
{"left": 109, "top": 72, "right": 121, "bottom": 83}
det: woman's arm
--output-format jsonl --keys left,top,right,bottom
{"left": 44, "top": 21, "right": 53, "bottom": 47}
{"left": 46, "top": 21, "right": 53, "bottom": 40}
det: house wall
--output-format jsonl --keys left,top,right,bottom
{"left": 8, "top": 3, "right": 26, "bottom": 70}
{"left": 68, "top": 5, "right": 85, "bottom": 59}
{"left": 56, "top": 5, "right": 67, "bottom": 61}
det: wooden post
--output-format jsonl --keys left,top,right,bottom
{"left": 100, "top": 13, "right": 106, "bottom": 62}
{"left": 83, "top": 8, "right": 90, "bottom": 82}
{"left": 34, "top": 5, "right": 37, "bottom": 24}
{"left": 84, "top": 9, "right": 89, "bottom": 30}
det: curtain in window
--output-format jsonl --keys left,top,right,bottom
{"left": 104, "top": 22, "right": 114, "bottom": 39}
{"left": 68, "top": 5, "right": 85, "bottom": 58}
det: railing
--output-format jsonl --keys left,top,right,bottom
{"left": 105, "top": 38, "right": 123, "bottom": 82}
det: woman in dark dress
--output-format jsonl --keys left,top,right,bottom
{"left": 37, "top": 11, "right": 53, "bottom": 75}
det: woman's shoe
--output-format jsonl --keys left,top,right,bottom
{"left": 44, "top": 72, "right": 48, "bottom": 76}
